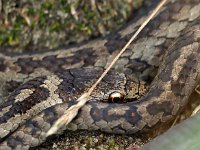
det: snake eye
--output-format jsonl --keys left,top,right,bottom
{"left": 108, "top": 92, "right": 125, "bottom": 103}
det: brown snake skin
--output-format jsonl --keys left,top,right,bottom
{"left": 0, "top": 0, "right": 200, "bottom": 149}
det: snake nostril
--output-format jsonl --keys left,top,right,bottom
{"left": 108, "top": 92, "right": 125, "bottom": 103}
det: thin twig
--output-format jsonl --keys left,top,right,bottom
{"left": 191, "top": 85, "right": 200, "bottom": 116}
{"left": 191, "top": 105, "right": 200, "bottom": 116}
{"left": 46, "top": 0, "right": 168, "bottom": 137}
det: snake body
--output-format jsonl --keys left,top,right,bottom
{"left": 0, "top": 0, "right": 200, "bottom": 149}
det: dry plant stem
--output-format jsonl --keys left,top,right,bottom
{"left": 191, "top": 85, "right": 200, "bottom": 116}
{"left": 195, "top": 85, "right": 200, "bottom": 95}
{"left": 46, "top": 0, "right": 169, "bottom": 137}
{"left": 191, "top": 106, "right": 200, "bottom": 116}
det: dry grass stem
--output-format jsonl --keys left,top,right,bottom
{"left": 191, "top": 85, "right": 200, "bottom": 116}
{"left": 191, "top": 105, "right": 200, "bottom": 116}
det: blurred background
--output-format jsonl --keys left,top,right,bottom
{"left": 0, "top": 0, "right": 144, "bottom": 53}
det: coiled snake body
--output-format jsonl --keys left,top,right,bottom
{"left": 0, "top": 0, "right": 200, "bottom": 149}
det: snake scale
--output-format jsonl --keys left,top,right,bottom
{"left": 0, "top": 0, "right": 200, "bottom": 149}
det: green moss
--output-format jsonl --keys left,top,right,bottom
{"left": 85, "top": 137, "right": 93, "bottom": 150}
{"left": 0, "top": 30, "right": 8, "bottom": 45}
{"left": 50, "top": 21, "right": 64, "bottom": 32}
{"left": 41, "top": 2, "right": 53, "bottom": 10}
{"left": 108, "top": 139, "right": 116, "bottom": 150}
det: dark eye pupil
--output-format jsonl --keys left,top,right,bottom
{"left": 108, "top": 92, "right": 124, "bottom": 103}
{"left": 112, "top": 97, "right": 121, "bottom": 103}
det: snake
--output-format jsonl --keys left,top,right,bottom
{"left": 0, "top": 0, "right": 200, "bottom": 149}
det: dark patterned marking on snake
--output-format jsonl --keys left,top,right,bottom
{"left": 0, "top": 58, "right": 6, "bottom": 72}
{"left": 0, "top": 87, "right": 49, "bottom": 123}
{"left": 0, "top": 77, "right": 49, "bottom": 124}
{"left": 146, "top": 101, "right": 173, "bottom": 116}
